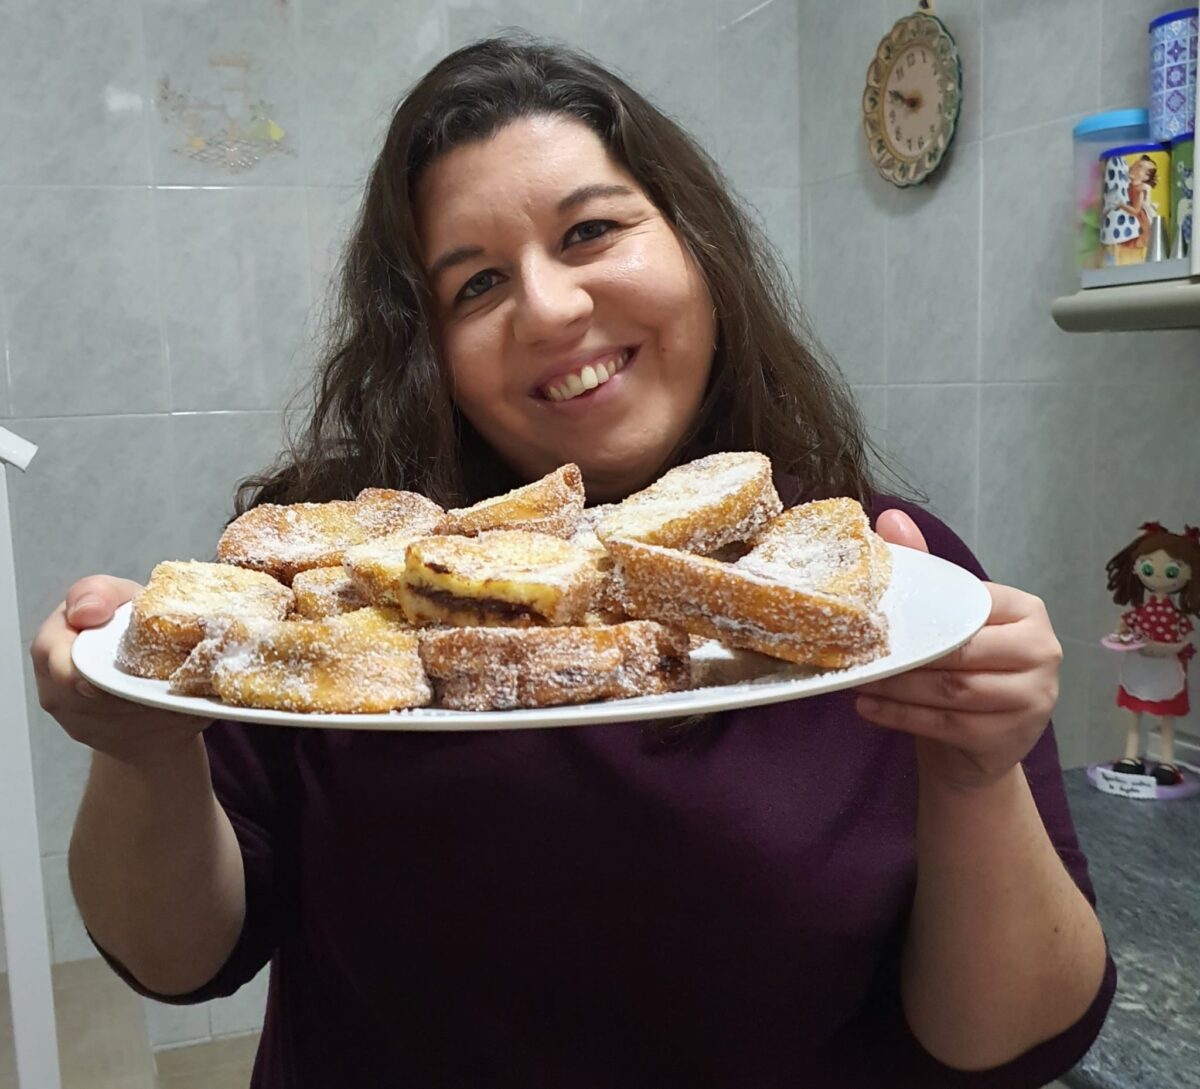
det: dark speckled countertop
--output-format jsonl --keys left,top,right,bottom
{"left": 1062, "top": 768, "right": 1200, "bottom": 1089}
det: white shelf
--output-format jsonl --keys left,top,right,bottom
{"left": 1052, "top": 276, "right": 1200, "bottom": 332}
{"left": 1081, "top": 258, "right": 1191, "bottom": 288}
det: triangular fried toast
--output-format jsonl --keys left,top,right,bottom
{"left": 738, "top": 497, "right": 892, "bottom": 607}
{"left": 596, "top": 452, "right": 781, "bottom": 554}
{"left": 442, "top": 464, "right": 584, "bottom": 538}
{"left": 605, "top": 497, "right": 891, "bottom": 669}
{"left": 217, "top": 489, "right": 444, "bottom": 584}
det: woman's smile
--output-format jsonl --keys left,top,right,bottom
{"left": 535, "top": 345, "right": 636, "bottom": 404}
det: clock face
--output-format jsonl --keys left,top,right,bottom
{"left": 883, "top": 46, "right": 941, "bottom": 160}
{"left": 862, "top": 12, "right": 962, "bottom": 187}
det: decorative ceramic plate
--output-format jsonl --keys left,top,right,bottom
{"left": 72, "top": 544, "right": 991, "bottom": 731}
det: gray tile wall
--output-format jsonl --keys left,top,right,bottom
{"left": 3, "top": 0, "right": 1197, "bottom": 1052}
{"left": 801, "top": 0, "right": 1200, "bottom": 780}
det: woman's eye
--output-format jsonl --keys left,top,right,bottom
{"left": 458, "top": 269, "right": 499, "bottom": 302}
{"left": 1140, "top": 562, "right": 1155, "bottom": 577}
{"left": 1166, "top": 565, "right": 1180, "bottom": 579}
{"left": 565, "top": 220, "right": 615, "bottom": 246}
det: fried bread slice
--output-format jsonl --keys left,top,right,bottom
{"left": 217, "top": 488, "right": 444, "bottom": 584}
{"left": 419, "top": 621, "right": 690, "bottom": 710}
{"left": 596, "top": 452, "right": 782, "bottom": 554}
{"left": 605, "top": 498, "right": 891, "bottom": 668}
{"left": 739, "top": 497, "right": 892, "bottom": 607}
{"left": 442, "top": 464, "right": 585, "bottom": 538}
{"left": 291, "top": 565, "right": 369, "bottom": 619}
{"left": 398, "top": 530, "right": 607, "bottom": 628}
{"left": 171, "top": 607, "right": 429, "bottom": 712}
{"left": 116, "top": 561, "right": 293, "bottom": 680}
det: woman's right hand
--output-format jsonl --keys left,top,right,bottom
{"left": 31, "top": 575, "right": 214, "bottom": 769}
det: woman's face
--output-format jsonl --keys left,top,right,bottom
{"left": 417, "top": 114, "right": 716, "bottom": 501}
{"left": 1130, "top": 159, "right": 1156, "bottom": 187}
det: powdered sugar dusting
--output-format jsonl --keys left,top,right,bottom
{"left": 597, "top": 452, "right": 781, "bottom": 553}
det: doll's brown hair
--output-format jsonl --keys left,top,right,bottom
{"left": 1105, "top": 523, "right": 1200, "bottom": 615}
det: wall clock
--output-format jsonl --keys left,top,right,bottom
{"left": 862, "top": 1, "right": 963, "bottom": 187}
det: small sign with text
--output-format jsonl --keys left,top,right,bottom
{"left": 1092, "top": 767, "right": 1159, "bottom": 800}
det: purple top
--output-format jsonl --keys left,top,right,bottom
{"left": 98, "top": 497, "right": 1116, "bottom": 1087}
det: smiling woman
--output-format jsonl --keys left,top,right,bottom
{"left": 234, "top": 35, "right": 872, "bottom": 512}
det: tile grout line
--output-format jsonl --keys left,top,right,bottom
{"left": 132, "top": 0, "right": 154, "bottom": 185}
{"left": 974, "top": 149, "right": 984, "bottom": 554}
{"left": 728, "top": 0, "right": 778, "bottom": 30}
{"left": 973, "top": 8, "right": 986, "bottom": 550}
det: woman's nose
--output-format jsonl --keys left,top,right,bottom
{"left": 511, "top": 255, "right": 593, "bottom": 344}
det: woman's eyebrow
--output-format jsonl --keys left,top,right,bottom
{"left": 556, "top": 182, "right": 636, "bottom": 212}
{"left": 429, "top": 244, "right": 484, "bottom": 281}
{"left": 428, "top": 184, "right": 637, "bottom": 280}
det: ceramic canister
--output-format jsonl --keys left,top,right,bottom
{"left": 1099, "top": 142, "right": 1172, "bottom": 264}
{"left": 1149, "top": 8, "right": 1198, "bottom": 142}
{"left": 1073, "top": 110, "right": 1151, "bottom": 270}
{"left": 1171, "top": 132, "right": 1194, "bottom": 252}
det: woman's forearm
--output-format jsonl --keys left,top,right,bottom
{"left": 68, "top": 736, "right": 245, "bottom": 996}
{"left": 900, "top": 752, "right": 1108, "bottom": 1071}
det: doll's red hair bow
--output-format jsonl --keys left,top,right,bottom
{"left": 1185, "top": 525, "right": 1200, "bottom": 543}
{"left": 1140, "top": 520, "right": 1168, "bottom": 535}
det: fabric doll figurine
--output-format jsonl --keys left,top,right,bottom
{"left": 1104, "top": 522, "right": 1200, "bottom": 785}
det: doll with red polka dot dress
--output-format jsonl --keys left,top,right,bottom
{"left": 1105, "top": 522, "right": 1200, "bottom": 785}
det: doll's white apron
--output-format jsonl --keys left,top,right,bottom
{"left": 1120, "top": 650, "right": 1186, "bottom": 701}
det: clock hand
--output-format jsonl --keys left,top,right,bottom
{"left": 887, "top": 89, "right": 922, "bottom": 111}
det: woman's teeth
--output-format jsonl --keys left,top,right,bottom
{"left": 543, "top": 351, "right": 630, "bottom": 402}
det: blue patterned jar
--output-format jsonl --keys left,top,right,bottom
{"left": 1149, "top": 8, "right": 1198, "bottom": 142}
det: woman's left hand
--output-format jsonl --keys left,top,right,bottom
{"left": 854, "top": 509, "right": 1063, "bottom": 793}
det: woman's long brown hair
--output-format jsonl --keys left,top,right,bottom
{"left": 235, "top": 34, "right": 885, "bottom": 517}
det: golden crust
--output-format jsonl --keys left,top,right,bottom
{"left": 291, "top": 566, "right": 369, "bottom": 619}
{"left": 442, "top": 464, "right": 584, "bottom": 538}
{"left": 740, "top": 497, "right": 892, "bottom": 607}
{"left": 418, "top": 621, "right": 690, "bottom": 710}
{"left": 116, "top": 561, "right": 293, "bottom": 680}
{"left": 605, "top": 496, "right": 891, "bottom": 669}
{"left": 177, "top": 607, "right": 430, "bottom": 713}
{"left": 398, "top": 530, "right": 607, "bottom": 627}
{"left": 596, "top": 452, "right": 782, "bottom": 554}
{"left": 216, "top": 489, "right": 444, "bottom": 584}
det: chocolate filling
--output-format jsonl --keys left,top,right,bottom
{"left": 410, "top": 585, "right": 542, "bottom": 622}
